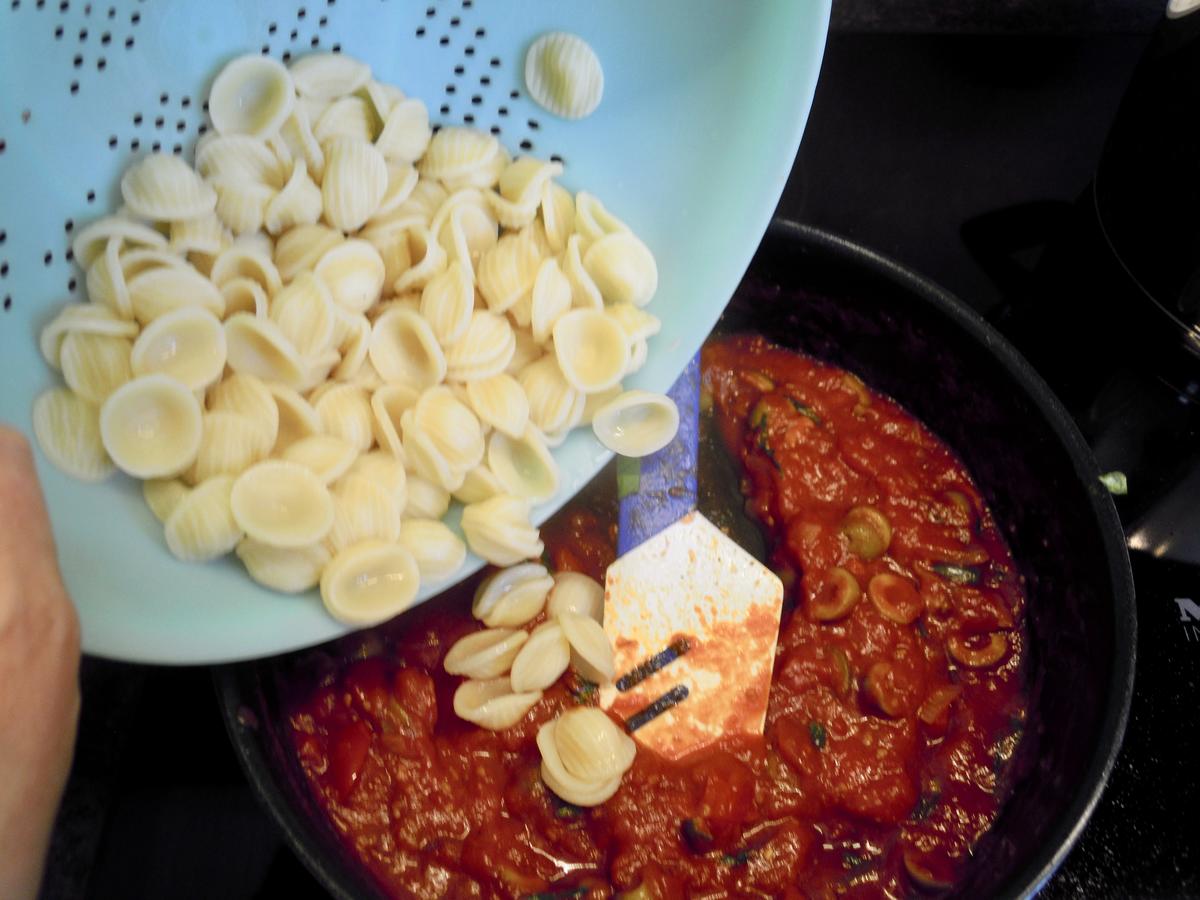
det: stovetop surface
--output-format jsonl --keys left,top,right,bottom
{"left": 44, "top": 26, "right": 1200, "bottom": 900}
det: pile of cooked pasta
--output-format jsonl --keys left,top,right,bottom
{"left": 33, "top": 50, "right": 673, "bottom": 625}
{"left": 445, "top": 561, "right": 637, "bottom": 807}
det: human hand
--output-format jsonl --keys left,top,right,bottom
{"left": 0, "top": 427, "right": 81, "bottom": 900}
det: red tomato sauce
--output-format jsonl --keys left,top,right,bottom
{"left": 287, "top": 335, "right": 1028, "bottom": 899}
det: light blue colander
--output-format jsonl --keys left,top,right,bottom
{"left": 0, "top": 0, "right": 830, "bottom": 663}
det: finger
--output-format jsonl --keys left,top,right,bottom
{"left": 0, "top": 427, "right": 58, "bottom": 565}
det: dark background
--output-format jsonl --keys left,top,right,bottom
{"left": 42, "top": 3, "right": 1200, "bottom": 898}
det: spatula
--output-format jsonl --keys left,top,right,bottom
{"left": 598, "top": 354, "right": 784, "bottom": 761}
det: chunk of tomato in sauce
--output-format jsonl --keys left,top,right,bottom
{"left": 327, "top": 718, "right": 372, "bottom": 799}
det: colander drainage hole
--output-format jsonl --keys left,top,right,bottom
{"left": 0, "top": 139, "right": 6, "bottom": 155}
{"left": 268, "top": 21, "right": 277, "bottom": 34}
{"left": 43, "top": 251, "right": 53, "bottom": 266}
{"left": 3, "top": 297, "right": 12, "bottom": 312}
{"left": 0, "top": 262, "right": 9, "bottom": 277}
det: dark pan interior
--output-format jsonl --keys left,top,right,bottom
{"left": 216, "top": 220, "right": 1136, "bottom": 900}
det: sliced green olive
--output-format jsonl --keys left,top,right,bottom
{"left": 931, "top": 562, "right": 980, "bottom": 585}
{"left": 917, "top": 684, "right": 962, "bottom": 725}
{"left": 830, "top": 647, "right": 854, "bottom": 697}
{"left": 841, "top": 372, "right": 872, "bottom": 409}
{"left": 947, "top": 632, "right": 1008, "bottom": 668}
{"left": 867, "top": 572, "right": 923, "bottom": 624}
{"left": 749, "top": 398, "right": 771, "bottom": 430}
{"left": 810, "top": 567, "right": 861, "bottom": 621}
{"left": 903, "top": 850, "right": 955, "bottom": 892}
{"left": 841, "top": 505, "right": 892, "bottom": 560}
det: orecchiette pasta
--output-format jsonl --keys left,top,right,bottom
{"left": 35, "top": 49, "right": 665, "bottom": 633}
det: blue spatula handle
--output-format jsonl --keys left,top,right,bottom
{"left": 617, "top": 353, "right": 700, "bottom": 555}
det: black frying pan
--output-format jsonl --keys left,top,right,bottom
{"left": 214, "top": 220, "right": 1136, "bottom": 899}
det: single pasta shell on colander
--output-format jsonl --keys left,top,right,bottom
{"left": 453, "top": 678, "right": 542, "bottom": 731}
{"left": 510, "top": 621, "right": 571, "bottom": 693}
{"left": 404, "top": 474, "right": 450, "bottom": 520}
{"left": 314, "top": 238, "right": 385, "bottom": 314}
{"left": 170, "top": 212, "right": 227, "bottom": 257}
{"left": 370, "top": 382, "right": 420, "bottom": 459}
{"left": 71, "top": 215, "right": 168, "bottom": 268}
{"left": 121, "top": 153, "right": 217, "bottom": 222}
{"left": 558, "top": 610, "right": 616, "bottom": 684}
{"left": 445, "top": 310, "right": 516, "bottom": 383}
{"left": 453, "top": 462, "right": 502, "bottom": 505}
{"left": 473, "top": 561, "right": 554, "bottom": 631}
{"left": 413, "top": 385, "right": 485, "bottom": 475}
{"left": 320, "top": 539, "right": 420, "bottom": 626}
{"left": 347, "top": 451, "right": 407, "bottom": 514}
{"left": 443, "top": 627, "right": 528, "bottom": 679}
{"left": 561, "top": 233, "right": 604, "bottom": 311}
{"left": 591, "top": 389, "right": 679, "bottom": 458}
{"left": 499, "top": 157, "right": 564, "bottom": 208}
{"left": 264, "top": 160, "right": 323, "bottom": 235}
{"left": 85, "top": 239, "right": 132, "bottom": 319}
{"left": 582, "top": 231, "right": 658, "bottom": 309}
{"left": 372, "top": 162, "right": 420, "bottom": 221}
{"left": 219, "top": 277, "right": 267, "bottom": 318}
{"left": 485, "top": 189, "right": 538, "bottom": 232}
{"left": 32, "top": 387, "right": 113, "bottom": 482}
{"left": 289, "top": 51, "right": 371, "bottom": 101}
{"left": 376, "top": 98, "right": 432, "bottom": 164}
{"left": 626, "top": 338, "right": 649, "bottom": 375}
{"left": 545, "top": 707, "right": 635, "bottom": 787}
{"left": 552, "top": 308, "right": 630, "bottom": 395}
{"left": 419, "top": 260, "right": 473, "bottom": 347}
{"left": 524, "top": 31, "right": 604, "bottom": 121}
{"left": 130, "top": 306, "right": 226, "bottom": 391}
{"left": 266, "top": 383, "right": 321, "bottom": 453}
{"left": 530, "top": 257, "right": 572, "bottom": 344}
{"left": 99, "top": 374, "right": 202, "bottom": 479}
{"left": 398, "top": 518, "right": 466, "bottom": 582}
{"left": 189, "top": 411, "right": 271, "bottom": 482}
{"left": 280, "top": 434, "right": 357, "bottom": 485}
{"left": 465, "top": 372, "right": 529, "bottom": 440}
{"left": 143, "top": 477, "right": 190, "bottom": 522}
{"left": 369, "top": 307, "right": 446, "bottom": 388}
{"left": 231, "top": 459, "right": 334, "bottom": 548}
{"left": 435, "top": 195, "right": 499, "bottom": 280}
{"left": 322, "top": 137, "right": 388, "bottom": 233}
{"left": 360, "top": 79, "right": 405, "bottom": 121}
{"left": 574, "top": 191, "right": 630, "bottom": 248}
{"left": 39, "top": 303, "right": 138, "bottom": 369}
{"left": 546, "top": 571, "right": 604, "bottom": 623}
{"left": 224, "top": 313, "right": 305, "bottom": 388}
{"left": 607, "top": 302, "right": 662, "bottom": 342}
{"left": 163, "top": 474, "right": 242, "bottom": 562}
{"left": 196, "top": 134, "right": 285, "bottom": 186}
{"left": 274, "top": 223, "right": 343, "bottom": 282}
{"left": 460, "top": 493, "right": 544, "bottom": 567}
{"left": 236, "top": 538, "right": 331, "bottom": 594}
{"left": 208, "top": 54, "right": 296, "bottom": 139}
{"left": 211, "top": 177, "right": 275, "bottom": 236}
{"left": 518, "top": 355, "right": 580, "bottom": 434}
{"left": 313, "top": 383, "right": 374, "bottom": 452}
{"left": 487, "top": 426, "right": 559, "bottom": 504}
{"left": 418, "top": 126, "right": 500, "bottom": 182}
{"left": 327, "top": 474, "right": 401, "bottom": 553}
{"left": 313, "top": 95, "right": 379, "bottom": 146}
{"left": 269, "top": 271, "right": 335, "bottom": 358}
{"left": 59, "top": 332, "right": 133, "bottom": 406}
{"left": 128, "top": 263, "right": 224, "bottom": 325}
{"left": 540, "top": 181, "right": 575, "bottom": 254}
{"left": 277, "top": 105, "right": 325, "bottom": 183}
{"left": 477, "top": 230, "right": 541, "bottom": 313}
{"left": 392, "top": 224, "right": 449, "bottom": 294}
